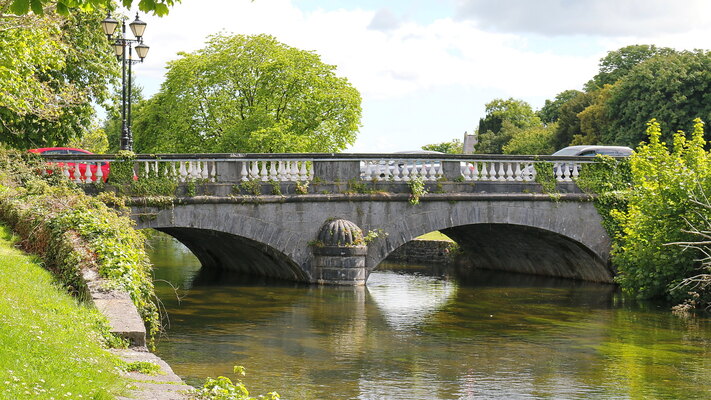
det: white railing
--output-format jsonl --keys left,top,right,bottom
{"left": 239, "top": 159, "right": 313, "bottom": 182}
{"left": 39, "top": 154, "right": 598, "bottom": 185}
{"left": 360, "top": 159, "right": 444, "bottom": 181}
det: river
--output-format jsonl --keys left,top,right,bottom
{"left": 148, "top": 233, "right": 711, "bottom": 400}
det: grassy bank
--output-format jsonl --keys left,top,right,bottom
{"left": 0, "top": 224, "right": 128, "bottom": 399}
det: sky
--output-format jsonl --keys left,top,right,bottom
{"left": 124, "top": 0, "right": 711, "bottom": 153}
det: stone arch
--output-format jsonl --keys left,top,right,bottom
{"left": 154, "top": 227, "right": 309, "bottom": 282}
{"left": 364, "top": 200, "right": 613, "bottom": 283}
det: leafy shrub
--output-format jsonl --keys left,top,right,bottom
{"left": 611, "top": 119, "right": 711, "bottom": 304}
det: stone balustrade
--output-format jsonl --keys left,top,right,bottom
{"left": 39, "top": 153, "right": 601, "bottom": 184}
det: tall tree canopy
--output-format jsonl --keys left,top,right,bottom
{"left": 584, "top": 44, "right": 676, "bottom": 91}
{"left": 133, "top": 33, "right": 362, "bottom": 153}
{"left": 0, "top": 1, "right": 117, "bottom": 149}
{"left": 475, "top": 98, "right": 541, "bottom": 154}
{"left": 603, "top": 50, "right": 711, "bottom": 146}
{"left": 538, "top": 90, "right": 581, "bottom": 124}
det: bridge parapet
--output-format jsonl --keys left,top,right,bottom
{"left": 40, "top": 153, "right": 603, "bottom": 186}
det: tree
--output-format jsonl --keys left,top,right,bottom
{"left": 6, "top": 0, "right": 178, "bottom": 16}
{"left": 475, "top": 98, "right": 541, "bottom": 154}
{"left": 584, "top": 44, "right": 676, "bottom": 91}
{"left": 502, "top": 123, "right": 557, "bottom": 155}
{"left": 421, "top": 139, "right": 462, "bottom": 154}
{"left": 602, "top": 50, "right": 711, "bottom": 146}
{"left": 133, "top": 33, "right": 362, "bottom": 154}
{"left": 0, "top": 3, "right": 117, "bottom": 149}
{"left": 538, "top": 90, "right": 582, "bottom": 124}
{"left": 551, "top": 91, "right": 593, "bottom": 149}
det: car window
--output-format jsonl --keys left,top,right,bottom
{"left": 67, "top": 149, "right": 90, "bottom": 155}
{"left": 41, "top": 149, "right": 69, "bottom": 155}
{"left": 578, "top": 150, "right": 596, "bottom": 156}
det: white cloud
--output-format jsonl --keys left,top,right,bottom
{"left": 125, "top": 0, "right": 710, "bottom": 152}
{"left": 454, "top": 0, "right": 711, "bottom": 36}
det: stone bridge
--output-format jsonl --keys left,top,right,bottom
{"left": 44, "top": 153, "right": 613, "bottom": 285}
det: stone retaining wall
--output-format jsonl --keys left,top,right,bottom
{"left": 385, "top": 239, "right": 457, "bottom": 264}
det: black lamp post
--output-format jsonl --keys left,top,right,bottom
{"left": 101, "top": 12, "right": 150, "bottom": 151}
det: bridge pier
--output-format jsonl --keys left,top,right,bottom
{"left": 311, "top": 219, "right": 368, "bottom": 285}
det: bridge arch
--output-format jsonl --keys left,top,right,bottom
{"left": 134, "top": 194, "right": 612, "bottom": 284}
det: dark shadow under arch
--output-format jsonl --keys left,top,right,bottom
{"left": 441, "top": 223, "right": 613, "bottom": 283}
{"left": 155, "top": 227, "right": 309, "bottom": 282}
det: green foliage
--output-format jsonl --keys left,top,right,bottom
{"left": 576, "top": 155, "right": 632, "bottom": 238}
{"left": 194, "top": 366, "right": 280, "bottom": 400}
{"left": 422, "top": 139, "right": 462, "bottom": 154}
{"left": 551, "top": 91, "right": 593, "bottom": 149}
{"left": 0, "top": 5, "right": 117, "bottom": 149}
{"left": 533, "top": 161, "right": 558, "bottom": 197}
{"left": 408, "top": 176, "right": 427, "bottom": 205}
{"left": 603, "top": 50, "right": 711, "bottom": 147}
{"left": 8, "top": 0, "right": 179, "bottom": 16}
{"left": 611, "top": 119, "right": 710, "bottom": 303}
{"left": 269, "top": 180, "right": 282, "bottom": 195}
{"left": 502, "top": 122, "right": 557, "bottom": 155}
{"left": 0, "top": 147, "right": 160, "bottom": 347}
{"left": 133, "top": 33, "right": 361, "bottom": 154}
{"left": 538, "top": 89, "right": 582, "bottom": 124}
{"left": 294, "top": 180, "right": 309, "bottom": 194}
{"left": 585, "top": 45, "right": 676, "bottom": 91}
{"left": 239, "top": 179, "right": 262, "bottom": 196}
{"left": 476, "top": 98, "right": 542, "bottom": 154}
{"left": 363, "top": 229, "right": 388, "bottom": 244}
{"left": 0, "top": 224, "right": 128, "bottom": 399}
{"left": 122, "top": 361, "right": 162, "bottom": 375}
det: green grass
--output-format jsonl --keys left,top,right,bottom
{"left": 0, "top": 225, "right": 128, "bottom": 400}
{"left": 416, "top": 231, "right": 454, "bottom": 242}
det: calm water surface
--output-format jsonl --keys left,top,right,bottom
{"left": 149, "top": 234, "right": 711, "bottom": 400}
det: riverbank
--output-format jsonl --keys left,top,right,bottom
{"left": 0, "top": 224, "right": 129, "bottom": 399}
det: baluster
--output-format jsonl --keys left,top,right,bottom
{"left": 290, "top": 161, "right": 299, "bottom": 181}
{"left": 505, "top": 162, "right": 515, "bottom": 181}
{"left": 269, "top": 161, "right": 278, "bottom": 181}
{"left": 469, "top": 162, "right": 478, "bottom": 181}
{"left": 308, "top": 162, "right": 314, "bottom": 181}
{"left": 209, "top": 161, "right": 217, "bottom": 182}
{"left": 571, "top": 163, "right": 580, "bottom": 180}
{"left": 392, "top": 160, "right": 402, "bottom": 181}
{"left": 382, "top": 159, "right": 393, "bottom": 181}
{"left": 563, "top": 163, "right": 572, "bottom": 181}
{"left": 554, "top": 162, "right": 564, "bottom": 181}
{"left": 84, "top": 162, "right": 94, "bottom": 182}
{"left": 201, "top": 161, "right": 210, "bottom": 180}
{"left": 427, "top": 162, "right": 437, "bottom": 181}
{"left": 178, "top": 162, "right": 187, "bottom": 182}
{"left": 73, "top": 164, "right": 82, "bottom": 183}
{"left": 435, "top": 161, "right": 444, "bottom": 180}
{"left": 530, "top": 163, "right": 538, "bottom": 181}
{"left": 277, "top": 160, "right": 289, "bottom": 182}
{"left": 299, "top": 161, "right": 308, "bottom": 181}
{"left": 479, "top": 162, "right": 488, "bottom": 181}
{"left": 258, "top": 160, "right": 268, "bottom": 181}
{"left": 497, "top": 162, "right": 506, "bottom": 181}
{"left": 240, "top": 162, "right": 248, "bottom": 181}
{"left": 488, "top": 162, "right": 497, "bottom": 181}
{"left": 401, "top": 161, "right": 411, "bottom": 182}
{"left": 95, "top": 162, "right": 104, "bottom": 182}
{"left": 514, "top": 162, "right": 522, "bottom": 181}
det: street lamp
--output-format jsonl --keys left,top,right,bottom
{"left": 101, "top": 12, "right": 150, "bottom": 151}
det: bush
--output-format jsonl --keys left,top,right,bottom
{"left": 611, "top": 119, "right": 711, "bottom": 304}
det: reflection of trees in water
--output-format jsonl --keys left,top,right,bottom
{"left": 150, "top": 233, "right": 711, "bottom": 400}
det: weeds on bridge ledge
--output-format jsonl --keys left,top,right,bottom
{"left": 408, "top": 176, "right": 427, "bottom": 205}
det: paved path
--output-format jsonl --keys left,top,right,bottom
{"left": 113, "top": 348, "right": 194, "bottom": 400}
